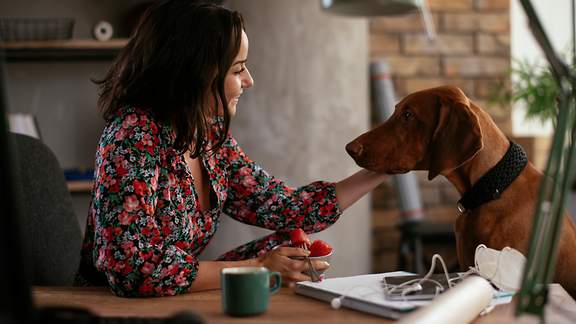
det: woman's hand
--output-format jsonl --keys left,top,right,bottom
{"left": 257, "top": 246, "right": 330, "bottom": 286}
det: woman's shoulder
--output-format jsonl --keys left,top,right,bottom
{"left": 207, "top": 118, "right": 248, "bottom": 160}
{"left": 104, "top": 106, "right": 172, "bottom": 138}
{"left": 98, "top": 106, "right": 175, "bottom": 153}
{"left": 109, "top": 106, "right": 159, "bottom": 126}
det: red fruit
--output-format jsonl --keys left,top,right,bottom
{"left": 309, "top": 240, "right": 333, "bottom": 257}
{"left": 289, "top": 228, "right": 311, "bottom": 248}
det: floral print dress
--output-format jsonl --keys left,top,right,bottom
{"left": 78, "top": 106, "right": 342, "bottom": 297}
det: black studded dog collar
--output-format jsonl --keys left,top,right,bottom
{"left": 457, "top": 141, "right": 528, "bottom": 213}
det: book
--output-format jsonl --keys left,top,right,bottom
{"left": 8, "top": 113, "right": 40, "bottom": 139}
{"left": 295, "top": 272, "right": 416, "bottom": 319}
{"left": 294, "top": 272, "right": 514, "bottom": 320}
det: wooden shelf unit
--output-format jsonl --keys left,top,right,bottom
{"left": 66, "top": 180, "right": 94, "bottom": 193}
{"left": 1, "top": 39, "right": 128, "bottom": 61}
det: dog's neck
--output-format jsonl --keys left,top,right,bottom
{"left": 443, "top": 105, "right": 510, "bottom": 195}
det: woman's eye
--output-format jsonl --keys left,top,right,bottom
{"left": 402, "top": 110, "right": 414, "bottom": 120}
{"left": 234, "top": 64, "right": 246, "bottom": 74}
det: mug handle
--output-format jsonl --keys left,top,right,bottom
{"left": 269, "top": 271, "right": 281, "bottom": 295}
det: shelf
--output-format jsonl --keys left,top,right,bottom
{"left": 1, "top": 39, "right": 128, "bottom": 61}
{"left": 67, "top": 180, "right": 94, "bottom": 193}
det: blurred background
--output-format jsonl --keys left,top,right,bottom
{"left": 1, "top": 0, "right": 574, "bottom": 278}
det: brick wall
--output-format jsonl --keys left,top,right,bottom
{"left": 369, "top": 0, "right": 511, "bottom": 273}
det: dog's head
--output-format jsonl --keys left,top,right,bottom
{"left": 346, "top": 85, "right": 483, "bottom": 180}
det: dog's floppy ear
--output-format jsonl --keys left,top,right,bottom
{"left": 428, "top": 87, "right": 483, "bottom": 180}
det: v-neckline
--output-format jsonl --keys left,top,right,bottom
{"left": 183, "top": 152, "right": 217, "bottom": 213}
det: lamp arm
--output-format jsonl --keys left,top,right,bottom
{"left": 515, "top": 0, "right": 576, "bottom": 320}
{"left": 518, "top": 0, "right": 574, "bottom": 91}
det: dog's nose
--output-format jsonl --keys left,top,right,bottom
{"left": 346, "top": 141, "right": 363, "bottom": 157}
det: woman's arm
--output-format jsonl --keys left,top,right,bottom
{"left": 334, "top": 169, "right": 388, "bottom": 211}
{"left": 190, "top": 259, "right": 259, "bottom": 292}
{"left": 91, "top": 111, "right": 200, "bottom": 297}
{"left": 190, "top": 246, "right": 326, "bottom": 291}
{"left": 221, "top": 135, "right": 342, "bottom": 233}
{"left": 222, "top": 134, "right": 388, "bottom": 231}
{"left": 192, "top": 169, "right": 387, "bottom": 292}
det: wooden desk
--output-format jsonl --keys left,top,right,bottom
{"left": 33, "top": 285, "right": 576, "bottom": 323}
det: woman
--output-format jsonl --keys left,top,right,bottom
{"left": 77, "top": 0, "right": 387, "bottom": 297}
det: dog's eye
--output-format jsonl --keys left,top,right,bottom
{"left": 402, "top": 110, "right": 414, "bottom": 121}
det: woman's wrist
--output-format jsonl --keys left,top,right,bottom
{"left": 250, "top": 256, "right": 264, "bottom": 268}
{"left": 219, "top": 258, "right": 263, "bottom": 269}
{"left": 190, "top": 258, "right": 265, "bottom": 292}
{"left": 219, "top": 257, "right": 263, "bottom": 269}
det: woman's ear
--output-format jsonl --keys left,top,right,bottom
{"left": 427, "top": 89, "right": 483, "bottom": 180}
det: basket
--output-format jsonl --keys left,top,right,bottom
{"left": 0, "top": 18, "right": 75, "bottom": 41}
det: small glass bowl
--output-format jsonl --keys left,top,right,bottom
{"left": 290, "top": 251, "right": 333, "bottom": 277}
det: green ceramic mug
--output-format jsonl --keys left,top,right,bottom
{"left": 221, "top": 266, "right": 281, "bottom": 316}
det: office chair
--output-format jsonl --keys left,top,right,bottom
{"left": 9, "top": 133, "right": 82, "bottom": 286}
{"left": 7, "top": 134, "right": 208, "bottom": 323}
{"left": 396, "top": 221, "right": 459, "bottom": 274}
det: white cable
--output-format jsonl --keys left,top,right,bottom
{"left": 330, "top": 285, "right": 381, "bottom": 310}
{"left": 381, "top": 254, "right": 455, "bottom": 304}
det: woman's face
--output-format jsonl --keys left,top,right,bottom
{"left": 219, "top": 30, "right": 253, "bottom": 117}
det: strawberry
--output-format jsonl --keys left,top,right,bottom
{"left": 309, "top": 239, "right": 333, "bottom": 257}
{"left": 289, "top": 228, "right": 311, "bottom": 248}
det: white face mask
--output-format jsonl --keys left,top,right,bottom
{"left": 474, "top": 244, "right": 526, "bottom": 292}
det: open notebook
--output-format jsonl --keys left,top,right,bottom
{"left": 295, "top": 272, "right": 513, "bottom": 320}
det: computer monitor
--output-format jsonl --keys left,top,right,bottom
{"left": 0, "top": 39, "right": 35, "bottom": 324}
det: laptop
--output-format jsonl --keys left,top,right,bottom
{"left": 0, "top": 39, "right": 203, "bottom": 324}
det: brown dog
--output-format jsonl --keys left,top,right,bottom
{"left": 346, "top": 85, "right": 576, "bottom": 297}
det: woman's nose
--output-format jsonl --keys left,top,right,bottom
{"left": 242, "top": 69, "right": 254, "bottom": 88}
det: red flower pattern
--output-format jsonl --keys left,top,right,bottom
{"left": 78, "top": 106, "right": 341, "bottom": 297}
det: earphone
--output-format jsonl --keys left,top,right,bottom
{"left": 330, "top": 296, "right": 343, "bottom": 309}
{"left": 403, "top": 283, "right": 423, "bottom": 294}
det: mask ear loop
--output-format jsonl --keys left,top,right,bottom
{"left": 474, "top": 244, "right": 486, "bottom": 266}
{"left": 473, "top": 244, "right": 507, "bottom": 291}
{"left": 471, "top": 244, "right": 487, "bottom": 276}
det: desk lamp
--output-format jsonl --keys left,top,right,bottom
{"left": 321, "top": 0, "right": 435, "bottom": 40}
{"left": 515, "top": 0, "right": 576, "bottom": 321}
{"left": 321, "top": 0, "right": 420, "bottom": 16}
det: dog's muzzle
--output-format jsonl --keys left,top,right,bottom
{"left": 346, "top": 141, "right": 363, "bottom": 159}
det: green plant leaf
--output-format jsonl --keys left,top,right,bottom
{"left": 489, "top": 56, "right": 572, "bottom": 127}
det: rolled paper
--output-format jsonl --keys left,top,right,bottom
{"left": 93, "top": 21, "right": 114, "bottom": 41}
{"left": 397, "top": 276, "right": 493, "bottom": 324}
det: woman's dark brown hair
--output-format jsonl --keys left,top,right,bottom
{"left": 96, "top": 0, "right": 244, "bottom": 157}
